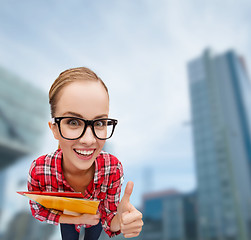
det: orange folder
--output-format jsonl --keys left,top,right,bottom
{"left": 17, "top": 191, "right": 100, "bottom": 216}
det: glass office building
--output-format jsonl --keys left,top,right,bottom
{"left": 0, "top": 66, "right": 48, "bottom": 226}
{"left": 187, "top": 49, "right": 251, "bottom": 240}
{"left": 142, "top": 190, "right": 197, "bottom": 240}
{"left": 0, "top": 66, "right": 48, "bottom": 169}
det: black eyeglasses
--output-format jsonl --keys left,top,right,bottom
{"left": 52, "top": 117, "right": 118, "bottom": 140}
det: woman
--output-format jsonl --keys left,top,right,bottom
{"left": 28, "top": 67, "right": 143, "bottom": 239}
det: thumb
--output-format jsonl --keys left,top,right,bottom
{"left": 122, "top": 181, "right": 134, "bottom": 203}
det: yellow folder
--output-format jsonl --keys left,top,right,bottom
{"left": 17, "top": 191, "right": 100, "bottom": 215}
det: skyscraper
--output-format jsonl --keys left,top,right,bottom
{"left": 0, "top": 66, "right": 48, "bottom": 169}
{"left": 187, "top": 49, "right": 251, "bottom": 240}
{"left": 142, "top": 190, "right": 197, "bottom": 240}
{"left": 0, "top": 66, "right": 48, "bottom": 225}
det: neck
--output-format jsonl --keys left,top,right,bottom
{"left": 62, "top": 162, "right": 95, "bottom": 194}
{"left": 62, "top": 158, "right": 95, "bottom": 178}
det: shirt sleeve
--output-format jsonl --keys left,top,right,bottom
{"left": 27, "top": 160, "right": 62, "bottom": 225}
{"left": 100, "top": 160, "right": 124, "bottom": 237}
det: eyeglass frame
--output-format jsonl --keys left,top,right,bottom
{"left": 51, "top": 116, "right": 118, "bottom": 140}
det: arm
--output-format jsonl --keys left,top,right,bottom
{"left": 59, "top": 213, "right": 100, "bottom": 225}
{"left": 27, "top": 160, "right": 62, "bottom": 225}
{"left": 28, "top": 159, "right": 101, "bottom": 226}
{"left": 99, "top": 160, "right": 124, "bottom": 237}
{"left": 111, "top": 181, "right": 144, "bottom": 238}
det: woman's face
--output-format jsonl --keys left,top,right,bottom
{"left": 49, "top": 80, "right": 109, "bottom": 173}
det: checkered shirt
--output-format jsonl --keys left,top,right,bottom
{"left": 27, "top": 149, "right": 124, "bottom": 237}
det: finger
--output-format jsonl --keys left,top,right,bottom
{"left": 121, "top": 219, "right": 144, "bottom": 233}
{"left": 122, "top": 209, "right": 142, "bottom": 225}
{"left": 122, "top": 227, "right": 142, "bottom": 236}
{"left": 124, "top": 232, "right": 141, "bottom": 238}
{"left": 92, "top": 219, "right": 101, "bottom": 226}
{"left": 122, "top": 181, "right": 134, "bottom": 203}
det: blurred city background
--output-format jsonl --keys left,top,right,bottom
{"left": 0, "top": 1, "right": 251, "bottom": 240}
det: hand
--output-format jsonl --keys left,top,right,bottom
{"left": 117, "top": 181, "right": 143, "bottom": 238}
{"left": 77, "top": 212, "right": 101, "bottom": 225}
{"left": 59, "top": 212, "right": 100, "bottom": 225}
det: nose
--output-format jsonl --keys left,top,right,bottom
{"left": 79, "top": 126, "right": 96, "bottom": 145}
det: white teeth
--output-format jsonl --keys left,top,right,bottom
{"left": 75, "top": 149, "right": 94, "bottom": 156}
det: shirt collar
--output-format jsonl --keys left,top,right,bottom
{"left": 93, "top": 154, "right": 103, "bottom": 185}
{"left": 56, "top": 149, "right": 102, "bottom": 185}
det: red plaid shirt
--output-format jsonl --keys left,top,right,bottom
{"left": 27, "top": 149, "right": 124, "bottom": 237}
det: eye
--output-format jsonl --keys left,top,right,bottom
{"left": 66, "top": 118, "right": 82, "bottom": 127}
{"left": 94, "top": 120, "right": 107, "bottom": 128}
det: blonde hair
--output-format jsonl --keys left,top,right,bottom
{"left": 49, "top": 67, "right": 109, "bottom": 117}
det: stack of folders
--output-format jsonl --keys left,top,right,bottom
{"left": 17, "top": 191, "right": 100, "bottom": 216}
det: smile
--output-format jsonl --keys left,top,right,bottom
{"left": 74, "top": 149, "right": 95, "bottom": 156}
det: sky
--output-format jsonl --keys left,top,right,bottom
{"left": 0, "top": 0, "right": 251, "bottom": 231}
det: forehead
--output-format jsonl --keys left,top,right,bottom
{"left": 55, "top": 81, "right": 109, "bottom": 118}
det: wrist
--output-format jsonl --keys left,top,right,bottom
{"left": 59, "top": 214, "right": 79, "bottom": 224}
{"left": 110, "top": 214, "right": 120, "bottom": 232}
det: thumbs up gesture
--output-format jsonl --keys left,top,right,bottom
{"left": 116, "top": 181, "right": 143, "bottom": 238}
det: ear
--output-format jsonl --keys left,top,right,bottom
{"left": 48, "top": 121, "right": 60, "bottom": 140}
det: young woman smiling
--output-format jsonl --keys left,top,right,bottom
{"left": 27, "top": 67, "right": 143, "bottom": 240}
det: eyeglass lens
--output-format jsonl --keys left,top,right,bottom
{"left": 59, "top": 118, "right": 115, "bottom": 140}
